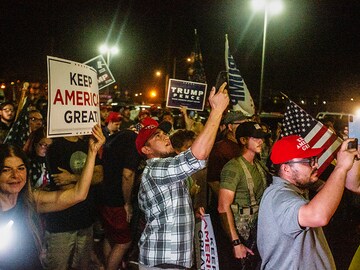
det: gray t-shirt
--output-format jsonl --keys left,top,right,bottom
{"left": 257, "top": 176, "right": 336, "bottom": 270}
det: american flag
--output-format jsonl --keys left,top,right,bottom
{"left": 282, "top": 99, "right": 343, "bottom": 175}
{"left": 4, "top": 97, "right": 30, "bottom": 148}
{"left": 187, "top": 29, "right": 207, "bottom": 84}
{"left": 225, "top": 34, "right": 255, "bottom": 115}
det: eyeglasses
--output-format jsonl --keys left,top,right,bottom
{"left": 30, "top": 117, "right": 43, "bottom": 122}
{"left": 285, "top": 156, "right": 318, "bottom": 167}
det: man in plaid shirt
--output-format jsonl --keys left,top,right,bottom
{"left": 135, "top": 83, "right": 229, "bottom": 269}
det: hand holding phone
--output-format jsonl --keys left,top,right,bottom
{"left": 348, "top": 138, "right": 359, "bottom": 160}
{"left": 215, "top": 71, "right": 228, "bottom": 93}
{"left": 347, "top": 138, "right": 358, "bottom": 150}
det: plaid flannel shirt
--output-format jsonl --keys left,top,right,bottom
{"left": 138, "top": 149, "right": 206, "bottom": 268}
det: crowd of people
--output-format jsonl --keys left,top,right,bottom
{"left": 1, "top": 81, "right": 360, "bottom": 270}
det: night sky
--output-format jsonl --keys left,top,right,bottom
{"left": 2, "top": 0, "right": 360, "bottom": 106}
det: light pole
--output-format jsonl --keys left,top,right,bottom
{"left": 252, "top": 0, "right": 283, "bottom": 113}
{"left": 99, "top": 44, "right": 119, "bottom": 95}
{"left": 99, "top": 44, "right": 119, "bottom": 65}
{"left": 164, "top": 56, "right": 192, "bottom": 100}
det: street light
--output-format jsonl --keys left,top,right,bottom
{"left": 99, "top": 44, "right": 119, "bottom": 66}
{"left": 99, "top": 44, "right": 119, "bottom": 96}
{"left": 161, "top": 56, "right": 192, "bottom": 101}
{"left": 252, "top": 0, "right": 283, "bottom": 113}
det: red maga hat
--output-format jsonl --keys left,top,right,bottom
{"left": 270, "top": 135, "right": 324, "bottom": 164}
{"left": 105, "top": 112, "right": 122, "bottom": 123}
{"left": 135, "top": 120, "right": 171, "bottom": 156}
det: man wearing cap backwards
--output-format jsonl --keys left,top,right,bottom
{"left": 135, "top": 83, "right": 229, "bottom": 269}
{"left": 257, "top": 135, "right": 359, "bottom": 270}
{"left": 218, "top": 121, "right": 270, "bottom": 269}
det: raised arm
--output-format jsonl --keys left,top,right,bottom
{"left": 33, "top": 124, "right": 105, "bottom": 213}
{"left": 180, "top": 106, "right": 195, "bottom": 130}
{"left": 298, "top": 139, "right": 358, "bottom": 227}
{"left": 345, "top": 147, "right": 360, "bottom": 193}
{"left": 190, "top": 83, "right": 229, "bottom": 160}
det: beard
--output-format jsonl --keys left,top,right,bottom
{"left": 292, "top": 168, "right": 319, "bottom": 189}
{"left": 155, "top": 149, "right": 176, "bottom": 158}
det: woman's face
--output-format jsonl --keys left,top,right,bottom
{"left": 35, "top": 138, "right": 53, "bottom": 157}
{"left": 0, "top": 156, "right": 27, "bottom": 195}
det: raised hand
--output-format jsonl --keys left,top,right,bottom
{"left": 89, "top": 124, "right": 105, "bottom": 153}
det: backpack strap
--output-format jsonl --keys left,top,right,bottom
{"left": 237, "top": 157, "right": 267, "bottom": 207}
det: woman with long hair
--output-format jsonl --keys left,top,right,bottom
{"left": 0, "top": 124, "right": 105, "bottom": 270}
{"left": 23, "top": 126, "right": 53, "bottom": 188}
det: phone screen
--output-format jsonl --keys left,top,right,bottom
{"left": 348, "top": 115, "right": 360, "bottom": 139}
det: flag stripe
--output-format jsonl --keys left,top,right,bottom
{"left": 225, "top": 34, "right": 255, "bottom": 115}
{"left": 281, "top": 99, "right": 343, "bottom": 176}
{"left": 227, "top": 55, "right": 245, "bottom": 102}
{"left": 318, "top": 140, "right": 342, "bottom": 175}
{"left": 318, "top": 139, "right": 342, "bottom": 166}
{"left": 304, "top": 123, "right": 326, "bottom": 146}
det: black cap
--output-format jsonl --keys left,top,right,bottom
{"left": 236, "top": 121, "right": 270, "bottom": 140}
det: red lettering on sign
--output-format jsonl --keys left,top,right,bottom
{"left": 53, "top": 89, "right": 99, "bottom": 106}
{"left": 65, "top": 90, "right": 75, "bottom": 105}
{"left": 53, "top": 89, "right": 64, "bottom": 105}
{"left": 76, "top": 91, "right": 83, "bottom": 105}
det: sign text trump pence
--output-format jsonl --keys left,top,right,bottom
{"left": 166, "top": 79, "right": 207, "bottom": 111}
{"left": 47, "top": 56, "right": 100, "bottom": 138}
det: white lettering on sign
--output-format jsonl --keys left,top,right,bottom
{"left": 170, "top": 86, "right": 204, "bottom": 101}
{"left": 296, "top": 138, "right": 310, "bottom": 151}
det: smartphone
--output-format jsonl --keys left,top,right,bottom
{"left": 215, "top": 71, "right": 228, "bottom": 92}
{"left": 348, "top": 138, "right": 358, "bottom": 150}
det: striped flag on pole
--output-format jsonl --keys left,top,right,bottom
{"left": 281, "top": 99, "right": 342, "bottom": 176}
{"left": 225, "top": 34, "right": 255, "bottom": 115}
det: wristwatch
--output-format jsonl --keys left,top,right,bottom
{"left": 232, "top": 239, "right": 242, "bottom": 246}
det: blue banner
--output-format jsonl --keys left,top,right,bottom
{"left": 166, "top": 79, "right": 207, "bottom": 111}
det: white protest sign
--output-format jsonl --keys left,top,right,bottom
{"left": 47, "top": 56, "right": 100, "bottom": 138}
{"left": 195, "top": 214, "right": 219, "bottom": 270}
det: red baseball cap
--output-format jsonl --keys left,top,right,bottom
{"left": 105, "top": 112, "right": 122, "bottom": 123}
{"left": 135, "top": 120, "right": 171, "bottom": 155}
{"left": 270, "top": 135, "right": 324, "bottom": 164}
{"left": 140, "top": 117, "right": 158, "bottom": 127}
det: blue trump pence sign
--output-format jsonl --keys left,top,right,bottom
{"left": 166, "top": 79, "right": 207, "bottom": 111}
